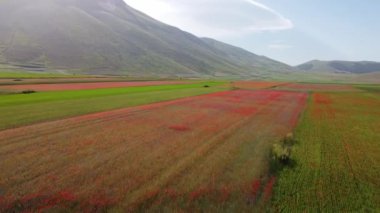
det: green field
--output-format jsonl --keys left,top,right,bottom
{"left": 0, "top": 82, "right": 226, "bottom": 130}
{"left": 356, "top": 84, "right": 380, "bottom": 93}
{"left": 0, "top": 71, "right": 83, "bottom": 79}
{"left": 271, "top": 91, "right": 380, "bottom": 212}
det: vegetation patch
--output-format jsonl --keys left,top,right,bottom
{"left": 270, "top": 133, "right": 297, "bottom": 174}
{"left": 0, "top": 82, "right": 226, "bottom": 130}
{"left": 0, "top": 80, "right": 194, "bottom": 92}
{"left": 271, "top": 91, "right": 380, "bottom": 212}
{"left": 276, "top": 82, "right": 359, "bottom": 92}
{"left": 232, "top": 81, "right": 285, "bottom": 90}
{"left": 0, "top": 71, "right": 82, "bottom": 79}
{"left": 356, "top": 84, "right": 380, "bottom": 93}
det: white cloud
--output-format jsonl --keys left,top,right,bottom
{"left": 124, "top": 0, "right": 293, "bottom": 38}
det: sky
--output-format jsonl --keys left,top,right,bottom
{"left": 124, "top": 0, "right": 380, "bottom": 65}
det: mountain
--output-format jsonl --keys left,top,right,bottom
{"left": 296, "top": 60, "right": 380, "bottom": 74}
{"left": 201, "top": 38, "right": 293, "bottom": 73}
{"left": 0, "top": 0, "right": 293, "bottom": 77}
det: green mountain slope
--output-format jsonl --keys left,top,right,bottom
{"left": 0, "top": 0, "right": 294, "bottom": 77}
{"left": 297, "top": 60, "right": 380, "bottom": 74}
{"left": 201, "top": 38, "right": 294, "bottom": 73}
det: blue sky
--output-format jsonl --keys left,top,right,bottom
{"left": 124, "top": 0, "right": 380, "bottom": 65}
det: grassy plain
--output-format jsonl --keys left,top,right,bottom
{"left": 356, "top": 84, "right": 380, "bottom": 93}
{"left": 275, "top": 83, "right": 360, "bottom": 92}
{"left": 271, "top": 91, "right": 380, "bottom": 212}
{"left": 0, "top": 82, "right": 225, "bottom": 130}
{"left": 0, "top": 71, "right": 82, "bottom": 79}
{"left": 0, "top": 81, "right": 192, "bottom": 91}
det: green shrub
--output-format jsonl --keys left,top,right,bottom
{"left": 272, "top": 144, "right": 292, "bottom": 163}
{"left": 271, "top": 133, "right": 297, "bottom": 165}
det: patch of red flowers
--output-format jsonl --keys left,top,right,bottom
{"left": 233, "top": 107, "right": 257, "bottom": 116}
{"left": 86, "top": 192, "right": 117, "bottom": 209}
{"left": 164, "top": 188, "right": 178, "bottom": 200}
{"left": 263, "top": 176, "right": 276, "bottom": 201}
{"left": 189, "top": 187, "right": 211, "bottom": 202}
{"left": 219, "top": 186, "right": 231, "bottom": 203}
{"left": 251, "top": 179, "right": 261, "bottom": 198}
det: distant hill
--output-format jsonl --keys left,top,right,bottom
{"left": 296, "top": 60, "right": 380, "bottom": 74}
{"left": 0, "top": 0, "right": 293, "bottom": 77}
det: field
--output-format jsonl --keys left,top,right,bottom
{"left": 0, "top": 71, "right": 86, "bottom": 79}
{"left": 0, "top": 78, "right": 379, "bottom": 212}
{"left": 0, "top": 89, "right": 307, "bottom": 212}
{"left": 356, "top": 84, "right": 380, "bottom": 93}
{"left": 0, "top": 82, "right": 225, "bottom": 130}
{"left": 271, "top": 91, "right": 380, "bottom": 212}
{"left": 0, "top": 78, "right": 147, "bottom": 86}
{"left": 0, "top": 81, "right": 192, "bottom": 91}
{"left": 233, "top": 81, "right": 286, "bottom": 90}
{"left": 275, "top": 83, "right": 359, "bottom": 92}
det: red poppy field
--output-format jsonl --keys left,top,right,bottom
{"left": 0, "top": 89, "right": 307, "bottom": 212}
{"left": 0, "top": 81, "right": 190, "bottom": 91}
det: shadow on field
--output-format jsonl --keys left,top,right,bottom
{"left": 270, "top": 158, "right": 298, "bottom": 175}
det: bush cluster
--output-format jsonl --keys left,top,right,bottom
{"left": 271, "top": 133, "right": 297, "bottom": 166}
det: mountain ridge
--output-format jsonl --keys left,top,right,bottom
{"left": 0, "top": 0, "right": 294, "bottom": 77}
{"left": 296, "top": 60, "right": 380, "bottom": 74}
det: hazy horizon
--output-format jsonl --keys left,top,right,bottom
{"left": 124, "top": 0, "right": 380, "bottom": 65}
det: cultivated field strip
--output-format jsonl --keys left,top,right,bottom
{"left": 0, "top": 84, "right": 226, "bottom": 130}
{"left": 0, "top": 81, "right": 192, "bottom": 91}
{"left": 0, "top": 93, "right": 207, "bottom": 145}
{"left": 272, "top": 92, "right": 380, "bottom": 212}
{"left": 276, "top": 83, "right": 360, "bottom": 92}
{"left": 232, "top": 81, "right": 287, "bottom": 90}
{"left": 0, "top": 90, "right": 307, "bottom": 211}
